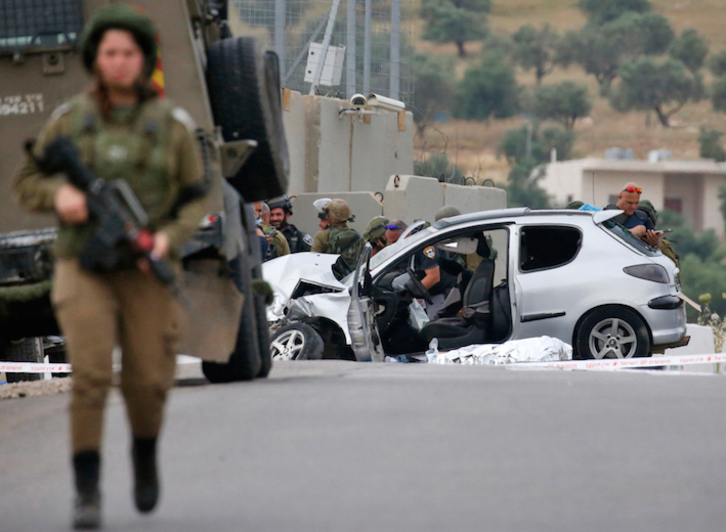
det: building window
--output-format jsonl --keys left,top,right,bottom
{"left": 664, "top": 198, "right": 682, "bottom": 213}
{"left": 520, "top": 225, "right": 582, "bottom": 272}
{"left": 0, "top": 0, "right": 83, "bottom": 53}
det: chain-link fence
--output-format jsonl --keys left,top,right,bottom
{"left": 230, "top": 0, "right": 414, "bottom": 103}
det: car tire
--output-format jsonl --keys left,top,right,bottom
{"left": 574, "top": 307, "right": 650, "bottom": 359}
{"left": 270, "top": 323, "right": 324, "bottom": 361}
{"left": 206, "top": 36, "right": 289, "bottom": 202}
{"left": 2, "top": 338, "right": 44, "bottom": 383}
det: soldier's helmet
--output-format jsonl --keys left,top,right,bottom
{"left": 323, "top": 199, "right": 353, "bottom": 224}
{"left": 267, "top": 195, "right": 293, "bottom": 214}
{"left": 79, "top": 4, "right": 159, "bottom": 78}
{"left": 638, "top": 199, "right": 658, "bottom": 226}
{"left": 363, "top": 216, "right": 388, "bottom": 243}
{"left": 435, "top": 205, "right": 461, "bottom": 222}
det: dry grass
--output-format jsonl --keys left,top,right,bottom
{"left": 412, "top": 0, "right": 726, "bottom": 180}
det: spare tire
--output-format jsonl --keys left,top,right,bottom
{"left": 206, "top": 37, "right": 289, "bottom": 202}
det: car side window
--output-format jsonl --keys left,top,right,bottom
{"left": 0, "top": 0, "right": 83, "bottom": 52}
{"left": 520, "top": 225, "right": 581, "bottom": 272}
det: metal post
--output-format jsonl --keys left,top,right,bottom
{"left": 363, "top": 0, "right": 371, "bottom": 94}
{"left": 389, "top": 0, "right": 400, "bottom": 99}
{"left": 309, "top": 0, "right": 343, "bottom": 95}
{"left": 274, "top": 0, "right": 286, "bottom": 75}
{"left": 346, "top": 0, "right": 356, "bottom": 98}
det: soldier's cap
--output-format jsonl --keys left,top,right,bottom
{"left": 638, "top": 199, "right": 658, "bottom": 226}
{"left": 435, "top": 205, "right": 461, "bottom": 222}
{"left": 79, "top": 4, "right": 158, "bottom": 78}
{"left": 364, "top": 216, "right": 389, "bottom": 242}
{"left": 268, "top": 195, "right": 293, "bottom": 214}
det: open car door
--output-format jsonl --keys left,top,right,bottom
{"left": 347, "top": 243, "right": 384, "bottom": 362}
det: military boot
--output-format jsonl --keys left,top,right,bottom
{"left": 132, "top": 437, "right": 159, "bottom": 513}
{"left": 72, "top": 450, "right": 101, "bottom": 530}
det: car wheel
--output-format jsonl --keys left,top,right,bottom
{"left": 270, "top": 323, "right": 324, "bottom": 361}
{"left": 206, "top": 36, "right": 289, "bottom": 202}
{"left": 574, "top": 307, "right": 650, "bottom": 359}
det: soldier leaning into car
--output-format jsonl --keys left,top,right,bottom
{"left": 13, "top": 6, "right": 208, "bottom": 529}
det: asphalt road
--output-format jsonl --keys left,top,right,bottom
{"left": 1, "top": 360, "right": 725, "bottom": 532}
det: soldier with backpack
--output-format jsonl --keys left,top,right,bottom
{"left": 311, "top": 199, "right": 364, "bottom": 278}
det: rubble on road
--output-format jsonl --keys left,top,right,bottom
{"left": 0, "top": 377, "right": 72, "bottom": 400}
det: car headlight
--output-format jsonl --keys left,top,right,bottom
{"left": 623, "top": 264, "right": 669, "bottom": 284}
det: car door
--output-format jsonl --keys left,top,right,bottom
{"left": 347, "top": 243, "right": 384, "bottom": 361}
{"left": 512, "top": 224, "right": 584, "bottom": 341}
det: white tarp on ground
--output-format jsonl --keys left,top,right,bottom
{"left": 424, "top": 336, "right": 573, "bottom": 365}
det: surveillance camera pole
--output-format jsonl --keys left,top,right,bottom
{"left": 309, "top": 0, "right": 342, "bottom": 95}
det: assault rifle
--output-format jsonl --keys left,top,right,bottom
{"left": 27, "top": 136, "right": 179, "bottom": 290}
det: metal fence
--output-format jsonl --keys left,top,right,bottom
{"left": 230, "top": 0, "right": 414, "bottom": 103}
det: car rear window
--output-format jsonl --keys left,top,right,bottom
{"left": 601, "top": 219, "right": 660, "bottom": 257}
{"left": 520, "top": 225, "right": 581, "bottom": 272}
{"left": 0, "top": 0, "right": 83, "bottom": 52}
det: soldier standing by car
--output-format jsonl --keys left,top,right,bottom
{"left": 253, "top": 201, "right": 290, "bottom": 260}
{"left": 267, "top": 195, "right": 313, "bottom": 253}
{"left": 363, "top": 215, "right": 388, "bottom": 256}
{"left": 12, "top": 5, "right": 208, "bottom": 529}
{"left": 311, "top": 198, "right": 363, "bottom": 276}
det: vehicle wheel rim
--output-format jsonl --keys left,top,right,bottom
{"left": 588, "top": 317, "right": 638, "bottom": 359}
{"left": 270, "top": 329, "right": 305, "bottom": 361}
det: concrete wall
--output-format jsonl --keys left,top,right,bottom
{"left": 287, "top": 175, "right": 508, "bottom": 239}
{"left": 281, "top": 89, "right": 307, "bottom": 196}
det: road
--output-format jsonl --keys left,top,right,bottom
{"left": 1, "top": 360, "right": 725, "bottom": 532}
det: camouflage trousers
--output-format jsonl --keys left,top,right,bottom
{"left": 52, "top": 258, "right": 183, "bottom": 453}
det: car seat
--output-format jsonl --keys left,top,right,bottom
{"left": 420, "top": 237, "right": 494, "bottom": 350}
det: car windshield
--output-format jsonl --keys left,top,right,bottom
{"left": 600, "top": 219, "right": 660, "bottom": 257}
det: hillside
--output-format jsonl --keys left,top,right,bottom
{"left": 413, "top": 0, "right": 726, "bottom": 183}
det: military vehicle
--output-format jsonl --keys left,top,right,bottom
{"left": 0, "top": 0, "right": 288, "bottom": 383}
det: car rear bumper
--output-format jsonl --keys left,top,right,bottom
{"left": 640, "top": 301, "right": 687, "bottom": 345}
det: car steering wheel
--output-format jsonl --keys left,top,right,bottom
{"left": 406, "top": 267, "right": 433, "bottom": 305}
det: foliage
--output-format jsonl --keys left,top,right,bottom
{"left": 414, "top": 153, "right": 465, "bottom": 184}
{"left": 680, "top": 254, "right": 726, "bottom": 318}
{"left": 498, "top": 123, "right": 575, "bottom": 165}
{"left": 712, "top": 75, "right": 726, "bottom": 113}
{"left": 577, "top": 0, "right": 651, "bottom": 25}
{"left": 658, "top": 209, "right": 723, "bottom": 263}
{"left": 698, "top": 128, "right": 726, "bottom": 162}
{"left": 610, "top": 56, "right": 705, "bottom": 127}
{"left": 668, "top": 28, "right": 709, "bottom": 73}
{"left": 532, "top": 81, "right": 592, "bottom": 130}
{"left": 556, "top": 13, "right": 674, "bottom": 95}
{"left": 710, "top": 51, "right": 726, "bottom": 77}
{"left": 421, "top": 0, "right": 492, "bottom": 57}
{"left": 411, "top": 54, "right": 456, "bottom": 136}
{"left": 455, "top": 52, "right": 520, "bottom": 120}
{"left": 696, "top": 294, "right": 726, "bottom": 352}
{"left": 511, "top": 24, "right": 560, "bottom": 84}
{"left": 504, "top": 159, "right": 552, "bottom": 209}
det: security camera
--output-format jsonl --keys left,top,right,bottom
{"left": 366, "top": 93, "right": 406, "bottom": 113}
{"left": 349, "top": 93, "right": 367, "bottom": 109}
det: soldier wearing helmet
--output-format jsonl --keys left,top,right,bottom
{"left": 13, "top": 5, "right": 208, "bottom": 528}
{"left": 363, "top": 216, "right": 388, "bottom": 256}
{"left": 267, "top": 195, "right": 312, "bottom": 253}
{"left": 311, "top": 199, "right": 363, "bottom": 277}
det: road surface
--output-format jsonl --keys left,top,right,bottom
{"left": 1, "top": 360, "right": 725, "bottom": 531}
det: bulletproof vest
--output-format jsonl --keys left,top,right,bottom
{"left": 282, "top": 224, "right": 311, "bottom": 253}
{"left": 68, "top": 94, "right": 178, "bottom": 227}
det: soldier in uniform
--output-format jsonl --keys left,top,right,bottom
{"left": 253, "top": 201, "right": 290, "bottom": 260}
{"left": 639, "top": 199, "right": 681, "bottom": 281}
{"left": 311, "top": 199, "right": 363, "bottom": 276}
{"left": 363, "top": 215, "right": 388, "bottom": 256}
{"left": 13, "top": 6, "right": 208, "bottom": 528}
{"left": 267, "top": 195, "right": 313, "bottom": 253}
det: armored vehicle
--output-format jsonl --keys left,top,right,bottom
{"left": 0, "top": 0, "right": 288, "bottom": 382}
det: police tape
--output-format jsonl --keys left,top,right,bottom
{"left": 517, "top": 353, "right": 726, "bottom": 371}
{"left": 0, "top": 355, "right": 200, "bottom": 374}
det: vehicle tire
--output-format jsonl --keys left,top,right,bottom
{"left": 201, "top": 255, "right": 262, "bottom": 384}
{"left": 574, "top": 307, "right": 650, "bottom": 359}
{"left": 2, "top": 338, "right": 44, "bottom": 383}
{"left": 270, "top": 323, "right": 324, "bottom": 361}
{"left": 206, "top": 36, "right": 289, "bottom": 202}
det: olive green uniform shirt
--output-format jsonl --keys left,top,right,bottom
{"left": 259, "top": 221, "right": 290, "bottom": 257}
{"left": 311, "top": 222, "right": 349, "bottom": 253}
{"left": 13, "top": 95, "right": 207, "bottom": 259}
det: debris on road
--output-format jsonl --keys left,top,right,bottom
{"left": 421, "top": 336, "right": 573, "bottom": 365}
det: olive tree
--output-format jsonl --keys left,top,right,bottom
{"left": 421, "top": 0, "right": 491, "bottom": 58}
{"left": 532, "top": 81, "right": 592, "bottom": 130}
{"left": 668, "top": 28, "right": 709, "bottom": 73}
{"left": 411, "top": 54, "right": 456, "bottom": 136}
{"left": 577, "top": 0, "right": 651, "bottom": 25}
{"left": 455, "top": 52, "right": 519, "bottom": 120}
{"left": 511, "top": 24, "right": 560, "bottom": 84}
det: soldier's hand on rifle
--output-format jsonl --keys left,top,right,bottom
{"left": 55, "top": 184, "right": 88, "bottom": 224}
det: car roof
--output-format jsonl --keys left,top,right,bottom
{"left": 432, "top": 207, "right": 597, "bottom": 230}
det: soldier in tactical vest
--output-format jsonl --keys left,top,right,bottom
{"left": 13, "top": 6, "right": 208, "bottom": 528}
{"left": 267, "top": 195, "right": 313, "bottom": 253}
{"left": 311, "top": 199, "right": 364, "bottom": 277}
{"left": 639, "top": 199, "right": 681, "bottom": 281}
{"left": 363, "top": 215, "right": 388, "bottom": 256}
{"left": 253, "top": 201, "right": 290, "bottom": 261}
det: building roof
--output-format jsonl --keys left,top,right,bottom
{"left": 548, "top": 157, "right": 726, "bottom": 175}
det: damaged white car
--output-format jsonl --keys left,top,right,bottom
{"left": 263, "top": 208, "right": 688, "bottom": 362}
